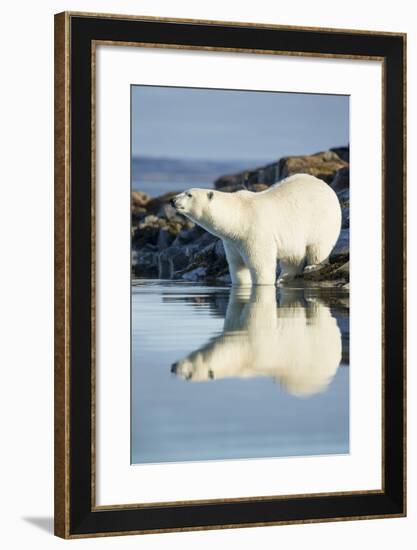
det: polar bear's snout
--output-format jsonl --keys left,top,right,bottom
{"left": 171, "top": 359, "right": 195, "bottom": 381}
{"left": 170, "top": 192, "right": 189, "bottom": 211}
{"left": 170, "top": 196, "right": 183, "bottom": 210}
{"left": 171, "top": 360, "right": 191, "bottom": 378}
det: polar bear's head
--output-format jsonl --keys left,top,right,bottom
{"left": 170, "top": 188, "right": 215, "bottom": 223}
{"left": 170, "top": 187, "right": 248, "bottom": 239}
{"left": 171, "top": 355, "right": 216, "bottom": 382}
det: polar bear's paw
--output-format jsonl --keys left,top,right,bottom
{"left": 277, "top": 272, "right": 294, "bottom": 285}
{"left": 303, "top": 264, "right": 321, "bottom": 274}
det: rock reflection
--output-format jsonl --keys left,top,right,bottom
{"left": 171, "top": 286, "right": 342, "bottom": 396}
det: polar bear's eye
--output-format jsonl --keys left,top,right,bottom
{"left": 186, "top": 192, "right": 192, "bottom": 198}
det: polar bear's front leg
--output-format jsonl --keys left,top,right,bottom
{"left": 223, "top": 241, "right": 252, "bottom": 286}
{"left": 243, "top": 248, "right": 277, "bottom": 286}
{"left": 223, "top": 287, "right": 250, "bottom": 331}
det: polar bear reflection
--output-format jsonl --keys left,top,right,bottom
{"left": 171, "top": 287, "right": 342, "bottom": 396}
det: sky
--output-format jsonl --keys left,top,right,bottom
{"left": 131, "top": 85, "right": 349, "bottom": 163}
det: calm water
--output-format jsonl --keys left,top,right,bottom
{"left": 131, "top": 280, "right": 349, "bottom": 464}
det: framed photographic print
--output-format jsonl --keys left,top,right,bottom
{"left": 54, "top": 12, "right": 406, "bottom": 538}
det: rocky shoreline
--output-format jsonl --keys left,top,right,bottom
{"left": 132, "top": 147, "right": 350, "bottom": 286}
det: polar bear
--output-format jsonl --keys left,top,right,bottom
{"left": 171, "top": 174, "right": 341, "bottom": 285}
{"left": 171, "top": 286, "right": 342, "bottom": 396}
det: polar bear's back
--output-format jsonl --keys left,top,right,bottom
{"left": 253, "top": 173, "right": 341, "bottom": 261}
{"left": 263, "top": 173, "right": 338, "bottom": 210}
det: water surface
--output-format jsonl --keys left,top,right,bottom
{"left": 131, "top": 280, "right": 349, "bottom": 464}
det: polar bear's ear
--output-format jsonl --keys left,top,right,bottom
{"left": 207, "top": 191, "right": 214, "bottom": 200}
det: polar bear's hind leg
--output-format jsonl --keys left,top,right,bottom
{"left": 304, "top": 242, "right": 332, "bottom": 273}
{"left": 278, "top": 260, "right": 304, "bottom": 283}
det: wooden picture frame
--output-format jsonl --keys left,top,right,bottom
{"left": 54, "top": 11, "right": 406, "bottom": 538}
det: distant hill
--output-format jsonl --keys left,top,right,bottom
{"left": 131, "top": 156, "right": 270, "bottom": 184}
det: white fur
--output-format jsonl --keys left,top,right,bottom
{"left": 172, "top": 174, "right": 342, "bottom": 285}
{"left": 172, "top": 287, "right": 342, "bottom": 396}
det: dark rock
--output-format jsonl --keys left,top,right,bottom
{"left": 217, "top": 273, "right": 232, "bottom": 284}
{"left": 193, "top": 231, "right": 217, "bottom": 248}
{"left": 171, "top": 249, "right": 192, "bottom": 272}
{"left": 132, "top": 250, "right": 158, "bottom": 277}
{"left": 330, "top": 146, "right": 350, "bottom": 163}
{"left": 132, "top": 219, "right": 160, "bottom": 248}
{"left": 157, "top": 202, "right": 183, "bottom": 221}
{"left": 337, "top": 188, "right": 349, "bottom": 205}
{"left": 302, "top": 259, "right": 349, "bottom": 282}
{"left": 212, "top": 183, "right": 238, "bottom": 193}
{"left": 172, "top": 225, "right": 202, "bottom": 246}
{"left": 157, "top": 227, "right": 175, "bottom": 250}
{"left": 158, "top": 246, "right": 193, "bottom": 278}
{"left": 250, "top": 183, "right": 269, "bottom": 193}
{"left": 335, "top": 261, "right": 349, "bottom": 276}
{"left": 142, "top": 243, "right": 158, "bottom": 252}
{"left": 215, "top": 239, "right": 226, "bottom": 259}
{"left": 215, "top": 163, "right": 280, "bottom": 192}
{"left": 342, "top": 207, "right": 350, "bottom": 229}
{"left": 146, "top": 191, "right": 181, "bottom": 215}
{"left": 331, "top": 166, "right": 349, "bottom": 193}
{"left": 182, "top": 267, "right": 208, "bottom": 281}
{"left": 173, "top": 238, "right": 229, "bottom": 282}
{"left": 330, "top": 229, "right": 349, "bottom": 262}
{"left": 193, "top": 241, "right": 218, "bottom": 264}
{"left": 132, "top": 212, "right": 148, "bottom": 227}
{"left": 132, "top": 214, "right": 190, "bottom": 250}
